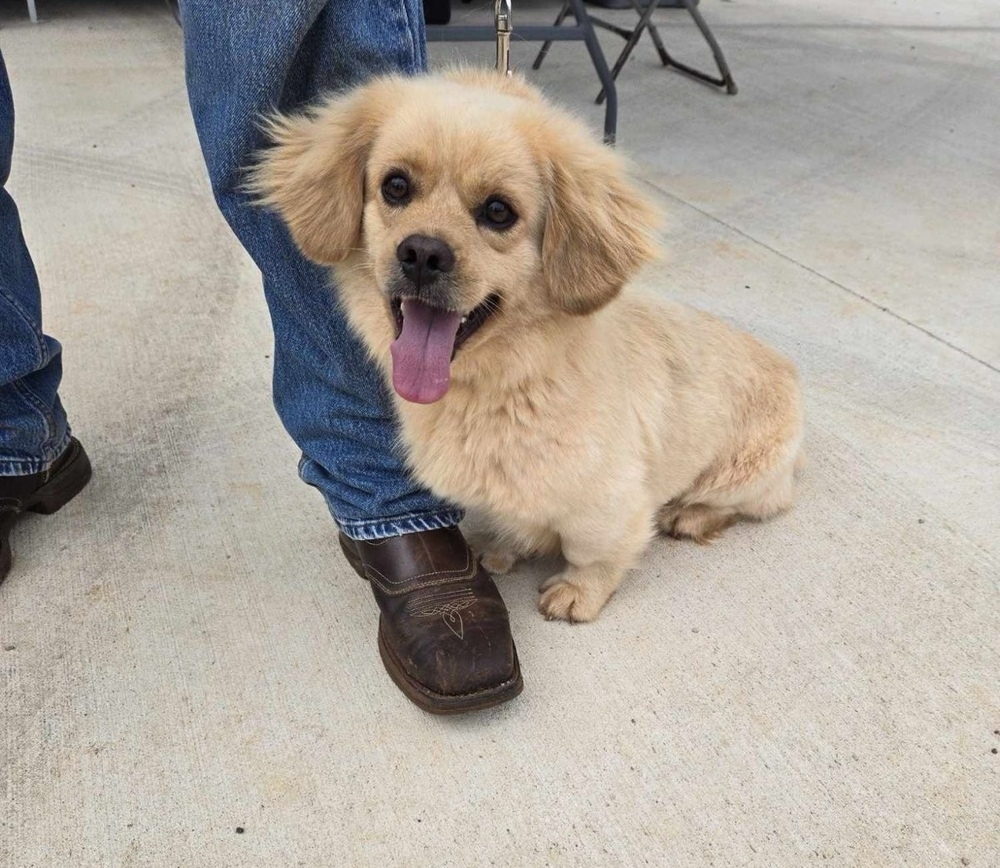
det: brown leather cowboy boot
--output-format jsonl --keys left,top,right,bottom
{"left": 1, "top": 437, "right": 92, "bottom": 584}
{"left": 339, "top": 527, "right": 523, "bottom": 714}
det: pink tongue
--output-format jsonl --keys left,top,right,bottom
{"left": 390, "top": 299, "right": 463, "bottom": 404}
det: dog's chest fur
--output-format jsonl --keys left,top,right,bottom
{"left": 396, "top": 382, "right": 601, "bottom": 523}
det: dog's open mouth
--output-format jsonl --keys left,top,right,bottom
{"left": 389, "top": 294, "right": 501, "bottom": 404}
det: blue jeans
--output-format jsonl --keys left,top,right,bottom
{"left": 0, "top": 52, "right": 71, "bottom": 476}
{"left": 0, "top": 6, "right": 463, "bottom": 540}
{"left": 179, "top": 0, "right": 462, "bottom": 539}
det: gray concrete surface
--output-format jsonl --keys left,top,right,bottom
{"left": 1, "top": 1, "right": 998, "bottom": 866}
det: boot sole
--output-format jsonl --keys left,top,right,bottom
{"left": 0, "top": 439, "right": 92, "bottom": 585}
{"left": 340, "top": 533, "right": 524, "bottom": 714}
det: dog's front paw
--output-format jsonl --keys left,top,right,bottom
{"left": 537, "top": 574, "right": 605, "bottom": 624}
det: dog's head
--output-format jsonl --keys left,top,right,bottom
{"left": 249, "top": 69, "right": 659, "bottom": 403}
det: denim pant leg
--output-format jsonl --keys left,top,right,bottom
{"left": 0, "top": 51, "right": 70, "bottom": 477}
{"left": 179, "top": 1, "right": 462, "bottom": 539}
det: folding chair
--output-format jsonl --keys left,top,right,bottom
{"left": 534, "top": 0, "right": 737, "bottom": 103}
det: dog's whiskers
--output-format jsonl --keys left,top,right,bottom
{"left": 480, "top": 294, "right": 503, "bottom": 316}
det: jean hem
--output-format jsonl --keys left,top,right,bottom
{"left": 337, "top": 510, "right": 465, "bottom": 541}
{"left": 0, "top": 431, "right": 72, "bottom": 476}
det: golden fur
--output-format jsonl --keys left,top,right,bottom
{"left": 250, "top": 70, "right": 804, "bottom": 622}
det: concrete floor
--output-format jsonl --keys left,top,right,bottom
{"left": 1, "top": 1, "right": 998, "bottom": 865}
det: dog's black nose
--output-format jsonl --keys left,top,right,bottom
{"left": 396, "top": 235, "right": 455, "bottom": 286}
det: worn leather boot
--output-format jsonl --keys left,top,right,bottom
{"left": 0, "top": 438, "right": 92, "bottom": 584}
{"left": 339, "top": 527, "right": 523, "bottom": 714}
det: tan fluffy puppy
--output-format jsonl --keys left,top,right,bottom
{"left": 250, "top": 70, "right": 803, "bottom": 623}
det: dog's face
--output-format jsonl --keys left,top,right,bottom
{"left": 359, "top": 80, "right": 549, "bottom": 404}
{"left": 250, "top": 70, "right": 658, "bottom": 403}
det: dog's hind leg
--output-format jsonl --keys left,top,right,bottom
{"left": 658, "top": 503, "right": 737, "bottom": 543}
{"left": 660, "top": 447, "right": 800, "bottom": 543}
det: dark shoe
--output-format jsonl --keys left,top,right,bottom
{"left": 0, "top": 438, "right": 92, "bottom": 584}
{"left": 339, "top": 527, "right": 523, "bottom": 715}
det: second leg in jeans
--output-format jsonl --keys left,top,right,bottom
{"left": 0, "top": 51, "right": 92, "bottom": 584}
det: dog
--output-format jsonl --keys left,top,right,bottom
{"left": 249, "top": 69, "right": 804, "bottom": 623}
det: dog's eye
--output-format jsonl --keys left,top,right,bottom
{"left": 480, "top": 197, "right": 517, "bottom": 230}
{"left": 381, "top": 173, "right": 411, "bottom": 205}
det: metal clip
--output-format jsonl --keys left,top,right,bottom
{"left": 495, "top": 0, "right": 512, "bottom": 76}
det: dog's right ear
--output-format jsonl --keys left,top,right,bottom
{"left": 246, "top": 79, "right": 399, "bottom": 265}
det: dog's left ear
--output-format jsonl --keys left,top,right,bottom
{"left": 246, "top": 78, "right": 400, "bottom": 265}
{"left": 539, "top": 123, "right": 660, "bottom": 315}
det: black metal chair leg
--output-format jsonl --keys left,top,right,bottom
{"left": 569, "top": 0, "right": 618, "bottom": 144}
{"left": 650, "top": 0, "right": 737, "bottom": 94}
{"left": 596, "top": 0, "right": 660, "bottom": 104}
{"left": 636, "top": 0, "right": 671, "bottom": 65}
{"left": 533, "top": 1, "right": 572, "bottom": 71}
{"left": 681, "top": 0, "right": 737, "bottom": 94}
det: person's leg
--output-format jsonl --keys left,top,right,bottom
{"left": 179, "top": 0, "right": 461, "bottom": 540}
{"left": 0, "top": 50, "right": 92, "bottom": 584}
{"left": 0, "top": 51, "right": 69, "bottom": 475}
{"left": 178, "top": 1, "right": 521, "bottom": 713}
